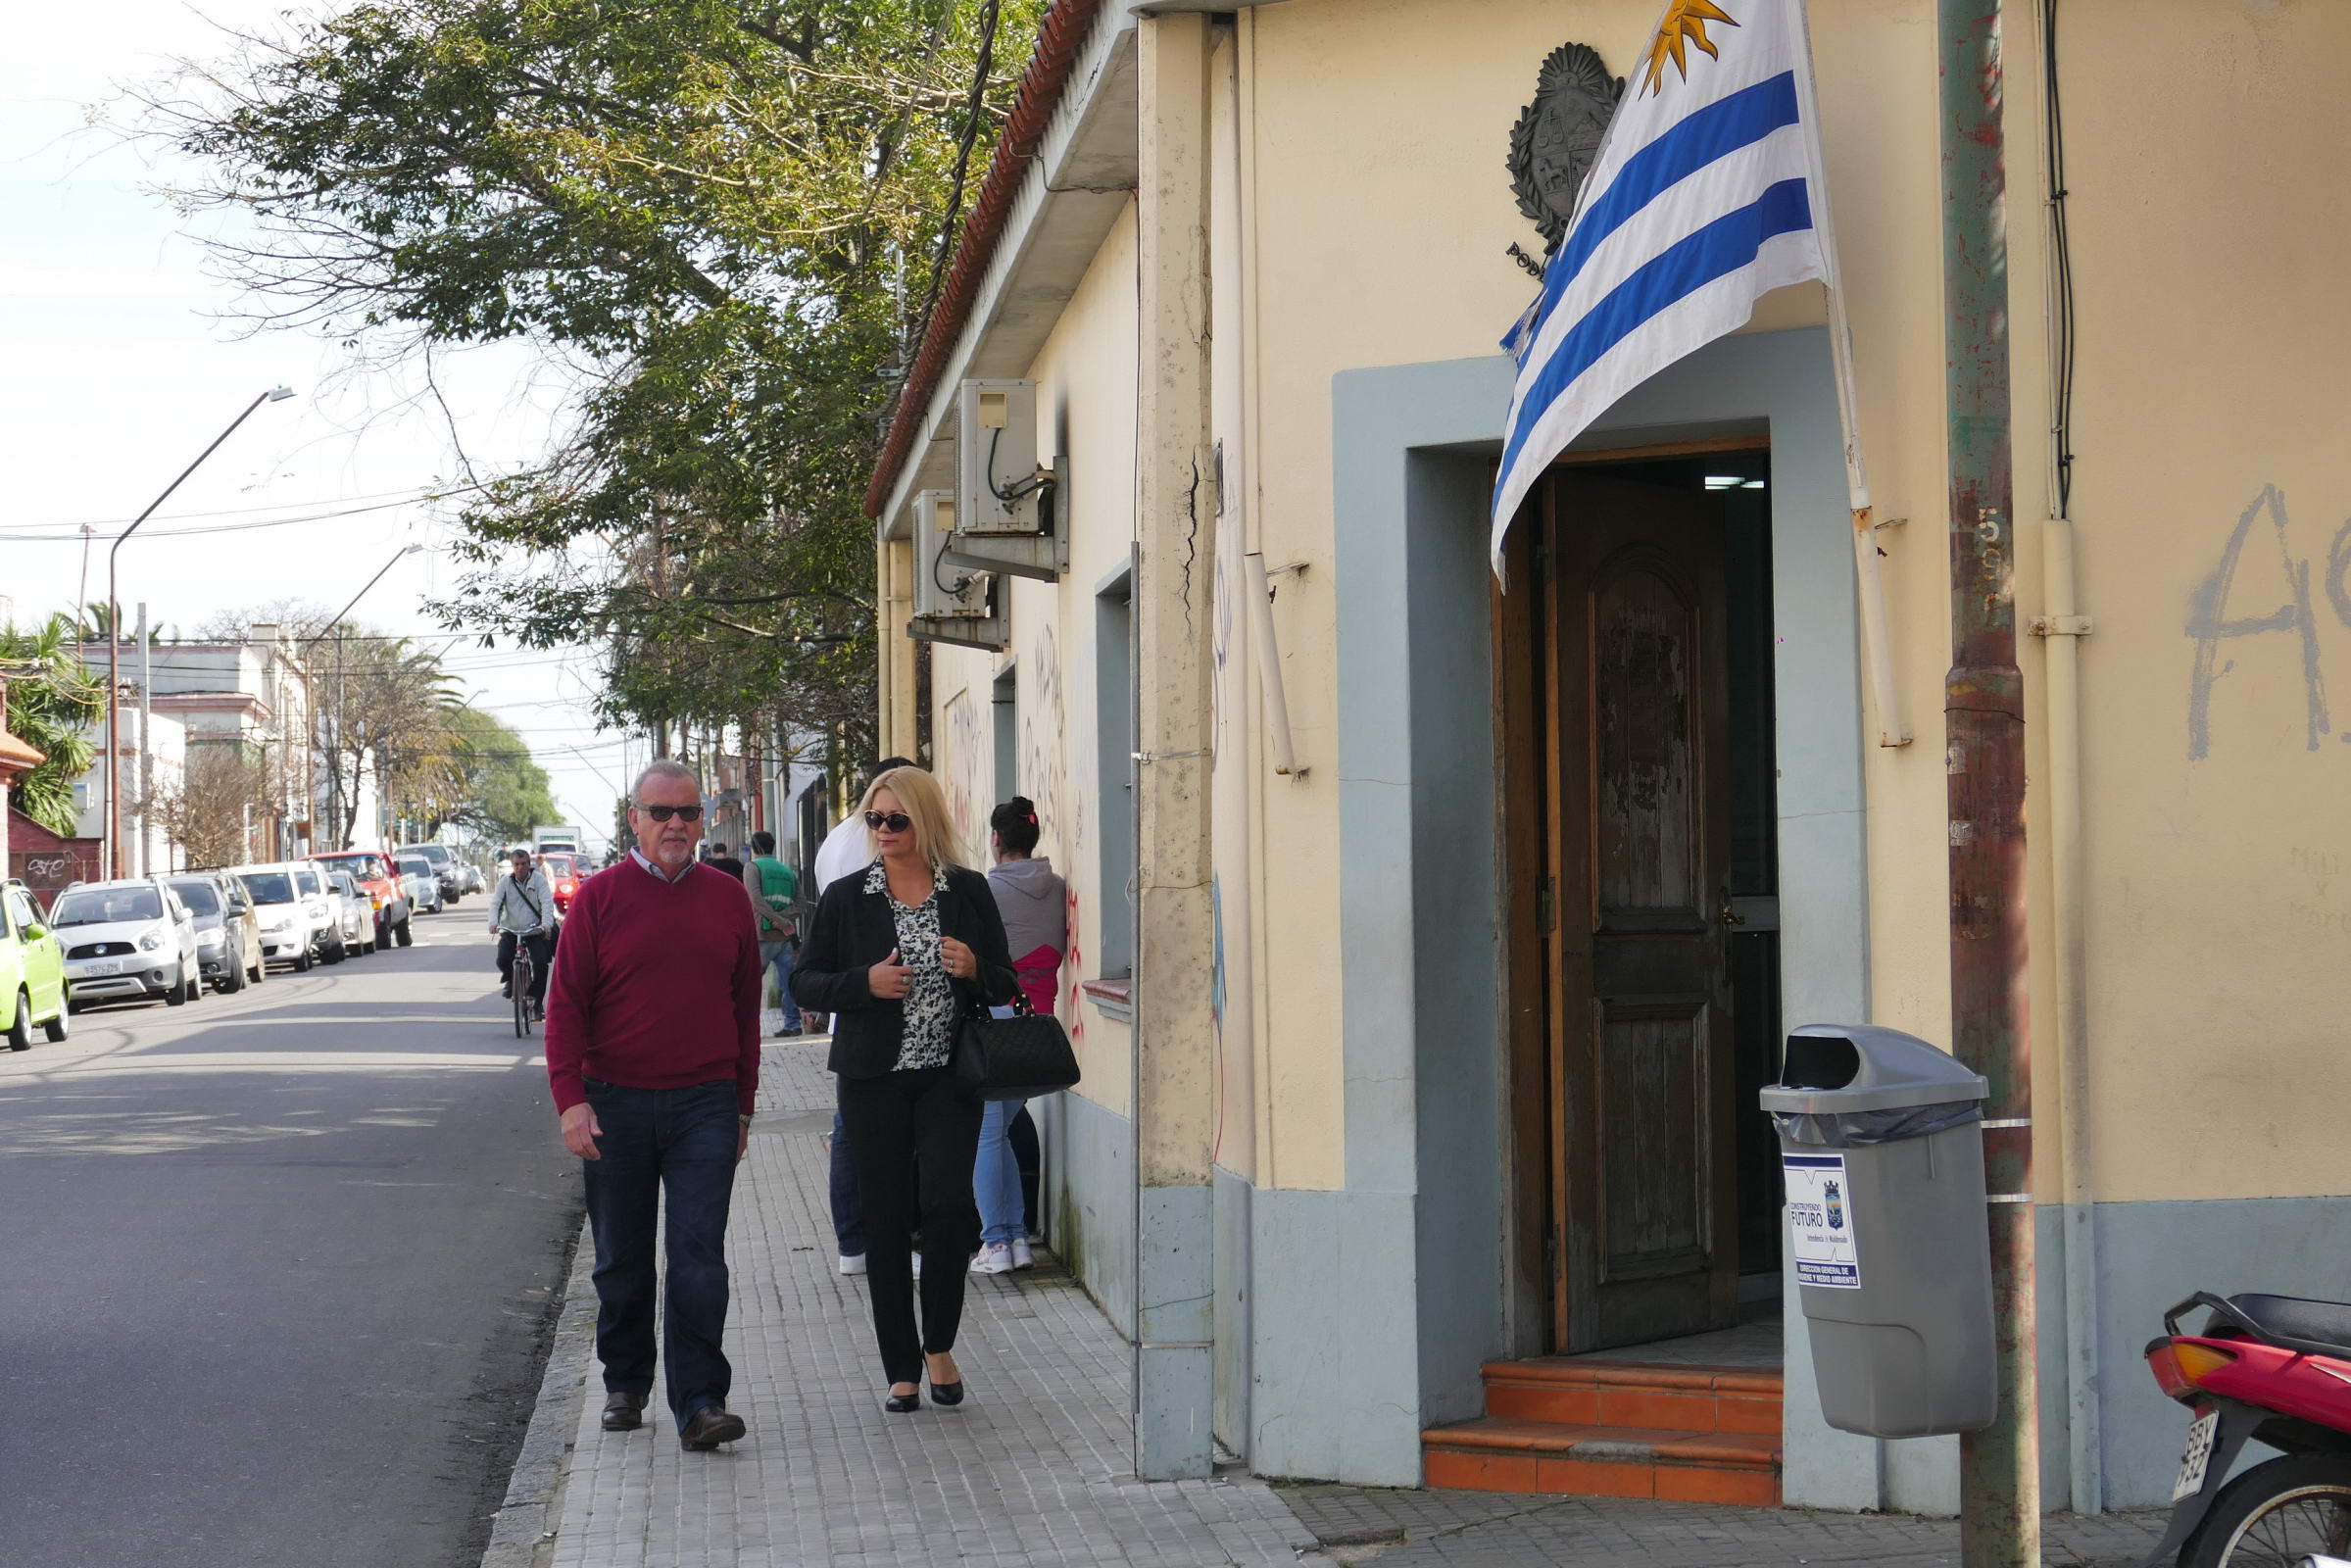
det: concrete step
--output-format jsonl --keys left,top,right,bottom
{"left": 1479, "top": 1358, "right": 1782, "bottom": 1436}
{"left": 1420, "top": 1417, "right": 1781, "bottom": 1505}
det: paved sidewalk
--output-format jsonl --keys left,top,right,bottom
{"left": 1277, "top": 1484, "right": 2170, "bottom": 1567}
{"left": 497, "top": 1034, "right": 1316, "bottom": 1568}
{"left": 488, "top": 1031, "right": 2175, "bottom": 1568}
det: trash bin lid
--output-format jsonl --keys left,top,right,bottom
{"left": 1761, "top": 1024, "right": 1989, "bottom": 1115}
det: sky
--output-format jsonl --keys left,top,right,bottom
{"left": 1, "top": 0, "right": 645, "bottom": 852}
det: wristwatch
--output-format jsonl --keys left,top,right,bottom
{"left": 739, "top": 1113, "right": 754, "bottom": 1126}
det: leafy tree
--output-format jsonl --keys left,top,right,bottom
{"left": 416, "top": 707, "right": 560, "bottom": 844}
{"left": 144, "top": 746, "right": 278, "bottom": 869}
{"left": 0, "top": 615, "right": 108, "bottom": 836}
{"left": 145, "top": 0, "right": 1041, "bottom": 763}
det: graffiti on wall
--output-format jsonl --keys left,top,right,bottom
{"left": 944, "top": 690, "right": 987, "bottom": 857}
{"left": 1019, "top": 621, "right": 1078, "bottom": 860}
{"left": 1062, "top": 884, "right": 1085, "bottom": 1050}
{"left": 2184, "top": 484, "right": 2351, "bottom": 760}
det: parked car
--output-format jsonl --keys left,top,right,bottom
{"left": 48, "top": 876, "right": 202, "bottom": 1009}
{"left": 323, "top": 868, "right": 375, "bottom": 956}
{"left": 397, "top": 854, "right": 445, "bottom": 915}
{"left": 166, "top": 872, "right": 260, "bottom": 994}
{"left": 229, "top": 864, "right": 318, "bottom": 971}
{"left": 311, "top": 849, "right": 414, "bottom": 949}
{"left": 542, "top": 851, "right": 587, "bottom": 915}
{"left": 396, "top": 843, "right": 464, "bottom": 905}
{"left": 0, "top": 879, "right": 70, "bottom": 1048}
{"left": 456, "top": 861, "right": 484, "bottom": 896}
{"left": 287, "top": 860, "right": 348, "bottom": 963}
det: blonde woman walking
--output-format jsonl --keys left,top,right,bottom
{"left": 792, "top": 766, "right": 1016, "bottom": 1411}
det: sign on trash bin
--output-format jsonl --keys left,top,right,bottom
{"left": 1783, "top": 1152, "right": 1861, "bottom": 1289}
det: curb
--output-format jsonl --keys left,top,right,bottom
{"left": 479, "top": 1217, "right": 596, "bottom": 1568}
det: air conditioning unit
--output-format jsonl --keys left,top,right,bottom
{"left": 956, "top": 379, "right": 1053, "bottom": 536}
{"left": 911, "top": 489, "right": 989, "bottom": 619}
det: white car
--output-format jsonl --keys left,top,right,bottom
{"left": 288, "top": 860, "right": 347, "bottom": 964}
{"left": 229, "top": 863, "right": 321, "bottom": 971}
{"left": 323, "top": 868, "right": 375, "bottom": 956}
{"left": 47, "top": 877, "right": 203, "bottom": 1009}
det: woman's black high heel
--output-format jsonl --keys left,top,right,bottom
{"left": 928, "top": 1379, "right": 964, "bottom": 1407}
{"left": 884, "top": 1387, "right": 921, "bottom": 1414}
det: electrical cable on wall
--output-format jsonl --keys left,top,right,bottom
{"left": 2044, "top": 0, "right": 2077, "bottom": 517}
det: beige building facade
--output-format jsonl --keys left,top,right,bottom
{"left": 867, "top": 0, "right": 2351, "bottom": 1515}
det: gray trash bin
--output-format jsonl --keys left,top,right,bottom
{"left": 1763, "top": 1024, "right": 1997, "bottom": 1439}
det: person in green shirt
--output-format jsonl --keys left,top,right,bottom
{"left": 743, "top": 831, "right": 802, "bottom": 1037}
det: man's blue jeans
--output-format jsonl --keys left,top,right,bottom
{"left": 760, "top": 940, "right": 801, "bottom": 1029}
{"left": 830, "top": 1107, "right": 863, "bottom": 1257}
{"left": 975, "top": 1098, "right": 1027, "bottom": 1247}
{"left": 579, "top": 1078, "right": 739, "bottom": 1431}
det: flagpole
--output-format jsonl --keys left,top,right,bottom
{"left": 1791, "top": 0, "right": 1910, "bottom": 749}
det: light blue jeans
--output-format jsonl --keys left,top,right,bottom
{"left": 974, "top": 1097, "right": 1028, "bottom": 1248}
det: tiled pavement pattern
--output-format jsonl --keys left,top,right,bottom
{"left": 523, "top": 1027, "right": 2177, "bottom": 1568}
{"left": 1277, "top": 1483, "right": 2174, "bottom": 1567}
{"left": 537, "top": 1034, "right": 1316, "bottom": 1568}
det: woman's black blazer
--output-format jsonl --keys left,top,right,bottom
{"left": 792, "top": 860, "right": 1018, "bottom": 1080}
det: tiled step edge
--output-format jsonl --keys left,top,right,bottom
{"left": 1480, "top": 1359, "right": 1782, "bottom": 1436}
{"left": 1422, "top": 1418, "right": 1781, "bottom": 1506}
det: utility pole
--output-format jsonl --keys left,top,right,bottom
{"left": 136, "top": 604, "right": 152, "bottom": 877}
{"left": 1938, "top": 1, "right": 2038, "bottom": 1562}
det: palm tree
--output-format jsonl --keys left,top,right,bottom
{"left": 1, "top": 613, "right": 106, "bottom": 836}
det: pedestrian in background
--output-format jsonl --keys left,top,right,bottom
{"left": 793, "top": 765, "right": 1016, "bottom": 1412}
{"left": 743, "top": 830, "right": 802, "bottom": 1039}
{"left": 545, "top": 760, "right": 762, "bottom": 1451}
{"left": 971, "top": 797, "right": 1065, "bottom": 1275}
{"left": 810, "top": 755, "right": 913, "bottom": 1277}
{"left": 706, "top": 841, "right": 745, "bottom": 881}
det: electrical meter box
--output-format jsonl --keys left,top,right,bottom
{"left": 910, "top": 489, "right": 990, "bottom": 619}
{"left": 956, "top": 378, "right": 1048, "bottom": 536}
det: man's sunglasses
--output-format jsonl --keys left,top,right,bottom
{"left": 863, "top": 810, "right": 913, "bottom": 833}
{"left": 637, "top": 804, "right": 704, "bottom": 823}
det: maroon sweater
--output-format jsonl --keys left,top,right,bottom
{"left": 545, "top": 858, "right": 762, "bottom": 1116}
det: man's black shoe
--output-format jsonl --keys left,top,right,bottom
{"left": 679, "top": 1405, "right": 747, "bottom": 1450}
{"left": 773, "top": 1024, "right": 800, "bottom": 1039}
{"left": 602, "top": 1392, "right": 648, "bottom": 1432}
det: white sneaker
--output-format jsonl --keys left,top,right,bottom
{"left": 838, "top": 1253, "right": 866, "bottom": 1276}
{"left": 1010, "top": 1238, "right": 1034, "bottom": 1270}
{"left": 969, "top": 1242, "right": 1016, "bottom": 1275}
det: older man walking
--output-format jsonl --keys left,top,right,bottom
{"left": 545, "top": 760, "right": 762, "bottom": 1450}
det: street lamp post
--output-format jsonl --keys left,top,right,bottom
{"left": 106, "top": 385, "right": 295, "bottom": 878}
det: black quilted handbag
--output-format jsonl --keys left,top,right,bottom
{"left": 955, "top": 986, "right": 1081, "bottom": 1102}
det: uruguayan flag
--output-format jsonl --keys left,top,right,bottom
{"left": 1493, "top": 0, "right": 1836, "bottom": 570}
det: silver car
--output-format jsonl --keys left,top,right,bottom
{"left": 323, "top": 868, "right": 375, "bottom": 956}
{"left": 49, "top": 878, "right": 203, "bottom": 1008}
{"left": 397, "top": 855, "right": 445, "bottom": 915}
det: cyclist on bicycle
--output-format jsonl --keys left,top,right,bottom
{"left": 490, "top": 849, "right": 557, "bottom": 1007}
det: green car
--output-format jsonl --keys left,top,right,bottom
{"left": 1, "top": 880, "right": 70, "bottom": 1051}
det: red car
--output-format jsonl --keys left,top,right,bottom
{"left": 541, "top": 852, "right": 588, "bottom": 915}
{"left": 310, "top": 850, "right": 416, "bottom": 949}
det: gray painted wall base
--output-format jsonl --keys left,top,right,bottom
{"left": 1213, "top": 1163, "right": 1253, "bottom": 1452}
{"left": 1051, "top": 1090, "right": 1138, "bottom": 1336}
{"left": 1250, "top": 1186, "right": 1424, "bottom": 1486}
{"left": 1136, "top": 1184, "right": 1214, "bottom": 1478}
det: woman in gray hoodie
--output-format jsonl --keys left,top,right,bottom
{"left": 971, "top": 797, "right": 1067, "bottom": 1274}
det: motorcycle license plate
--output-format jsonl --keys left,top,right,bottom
{"left": 2172, "top": 1407, "right": 2220, "bottom": 1501}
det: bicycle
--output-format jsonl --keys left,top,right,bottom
{"left": 511, "top": 930, "right": 545, "bottom": 1038}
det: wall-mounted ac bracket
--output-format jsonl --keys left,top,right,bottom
{"left": 943, "top": 457, "right": 1070, "bottom": 583}
{"left": 907, "top": 612, "right": 1009, "bottom": 653}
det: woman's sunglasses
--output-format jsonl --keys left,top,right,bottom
{"left": 863, "top": 810, "right": 914, "bottom": 833}
{"left": 638, "top": 804, "right": 704, "bottom": 822}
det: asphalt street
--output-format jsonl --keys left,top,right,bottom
{"left": 0, "top": 904, "right": 582, "bottom": 1568}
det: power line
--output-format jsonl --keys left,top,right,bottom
{"left": 0, "top": 485, "right": 496, "bottom": 542}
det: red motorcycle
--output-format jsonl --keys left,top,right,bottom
{"left": 2141, "top": 1292, "right": 2351, "bottom": 1566}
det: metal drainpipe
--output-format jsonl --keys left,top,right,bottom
{"left": 1938, "top": 0, "right": 2040, "bottom": 1561}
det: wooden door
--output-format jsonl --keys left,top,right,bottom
{"left": 1542, "top": 469, "right": 1739, "bottom": 1353}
